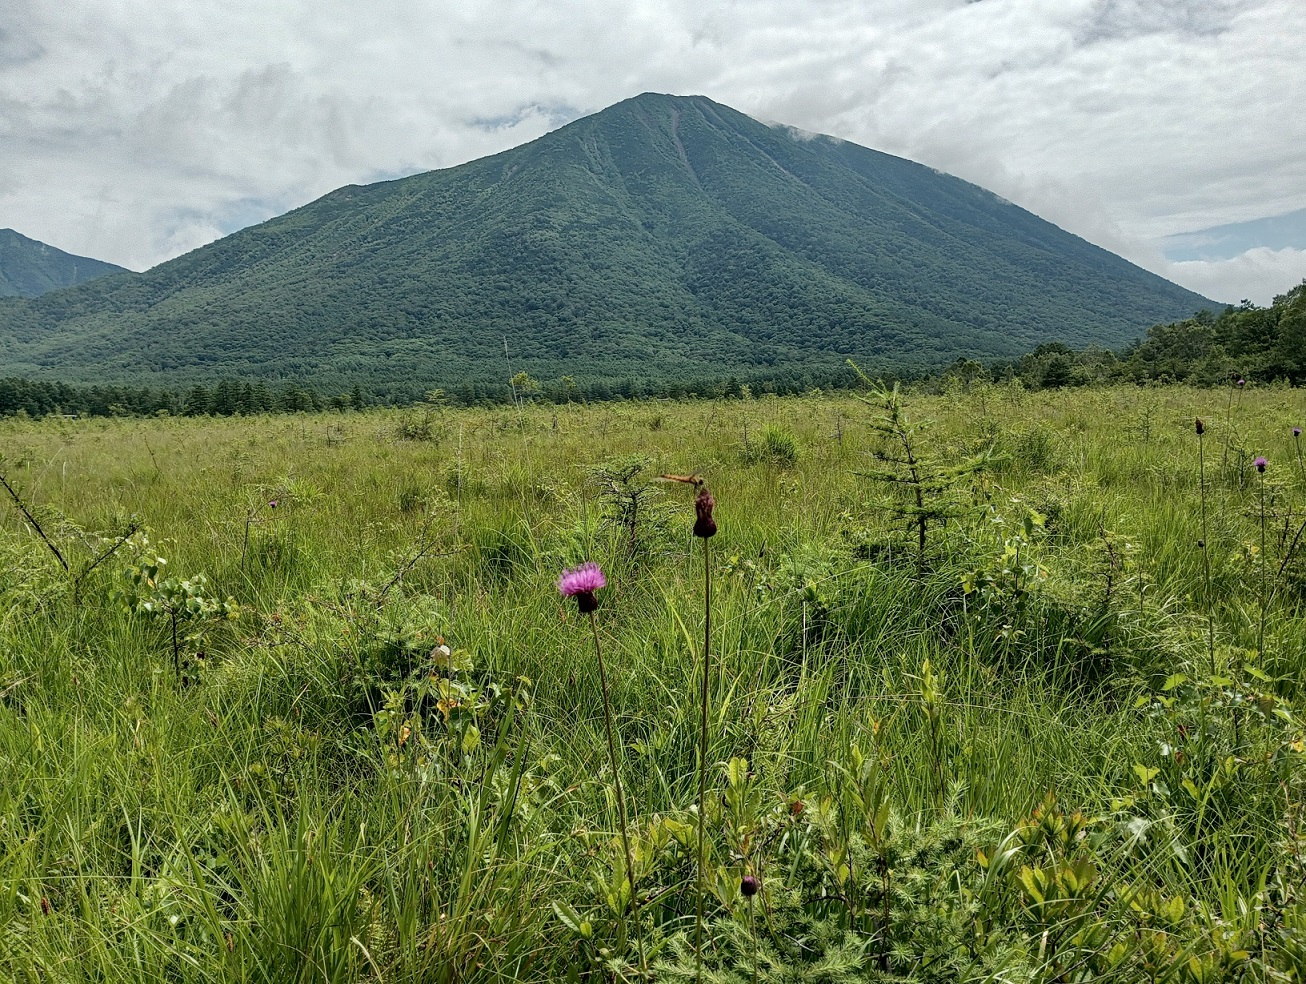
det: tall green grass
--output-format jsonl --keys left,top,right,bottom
{"left": 1, "top": 385, "right": 1304, "bottom": 980}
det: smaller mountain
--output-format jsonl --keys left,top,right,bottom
{"left": 0, "top": 229, "right": 130, "bottom": 298}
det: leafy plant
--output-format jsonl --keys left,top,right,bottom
{"left": 115, "top": 540, "right": 238, "bottom": 679}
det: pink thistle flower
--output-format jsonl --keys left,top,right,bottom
{"left": 558, "top": 561, "right": 606, "bottom": 613}
{"left": 1255, "top": 456, "right": 1267, "bottom": 473}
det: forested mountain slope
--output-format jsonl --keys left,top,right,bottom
{"left": 0, "top": 229, "right": 128, "bottom": 299}
{"left": 0, "top": 94, "right": 1215, "bottom": 397}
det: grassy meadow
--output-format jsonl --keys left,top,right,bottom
{"left": 2, "top": 383, "right": 1305, "bottom": 982}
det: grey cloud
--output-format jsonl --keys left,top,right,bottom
{"left": 0, "top": 27, "right": 44, "bottom": 68}
{"left": 0, "top": 0, "right": 1301, "bottom": 306}
{"left": 1076, "top": 0, "right": 1257, "bottom": 43}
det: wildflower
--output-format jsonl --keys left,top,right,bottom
{"left": 1295, "top": 427, "right": 1302, "bottom": 438}
{"left": 740, "top": 874, "right": 760, "bottom": 897}
{"left": 431, "top": 643, "right": 454, "bottom": 669}
{"left": 1255, "top": 456, "right": 1267, "bottom": 473}
{"left": 693, "top": 485, "right": 717, "bottom": 538}
{"left": 558, "top": 561, "right": 606, "bottom": 613}
{"left": 269, "top": 500, "right": 279, "bottom": 509}
{"left": 1195, "top": 417, "right": 1205, "bottom": 435}
{"left": 1237, "top": 378, "right": 1246, "bottom": 387}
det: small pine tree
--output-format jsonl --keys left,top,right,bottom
{"left": 852, "top": 366, "right": 989, "bottom": 573}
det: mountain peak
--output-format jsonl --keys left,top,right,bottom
{"left": 0, "top": 229, "right": 128, "bottom": 299}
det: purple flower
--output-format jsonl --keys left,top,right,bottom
{"left": 558, "top": 562, "right": 606, "bottom": 613}
{"left": 1255, "top": 456, "right": 1267, "bottom": 473}
{"left": 1237, "top": 378, "right": 1246, "bottom": 387}
{"left": 269, "top": 500, "right": 279, "bottom": 509}
{"left": 740, "top": 874, "right": 760, "bottom": 897}
{"left": 1294, "top": 427, "right": 1302, "bottom": 438}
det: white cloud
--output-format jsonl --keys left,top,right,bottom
{"left": 0, "top": 0, "right": 1302, "bottom": 306}
{"left": 1164, "top": 247, "right": 1306, "bottom": 307}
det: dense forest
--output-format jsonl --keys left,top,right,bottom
{"left": 0, "top": 365, "right": 866, "bottom": 418}
{"left": 996, "top": 280, "right": 1306, "bottom": 390}
{"left": 3, "top": 284, "right": 1302, "bottom": 420}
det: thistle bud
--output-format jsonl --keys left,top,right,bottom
{"left": 740, "top": 874, "right": 760, "bottom": 897}
{"left": 1195, "top": 417, "right": 1204, "bottom": 435}
{"left": 693, "top": 485, "right": 717, "bottom": 538}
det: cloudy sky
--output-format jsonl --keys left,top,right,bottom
{"left": 2, "top": 0, "right": 1304, "bottom": 304}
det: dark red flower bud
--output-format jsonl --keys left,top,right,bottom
{"left": 740, "top": 874, "right": 760, "bottom": 897}
{"left": 693, "top": 485, "right": 717, "bottom": 538}
{"left": 1195, "top": 417, "right": 1204, "bottom": 435}
{"left": 790, "top": 799, "right": 804, "bottom": 817}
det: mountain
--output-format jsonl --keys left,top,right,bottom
{"left": 0, "top": 93, "right": 1215, "bottom": 397}
{"left": 0, "top": 229, "right": 129, "bottom": 299}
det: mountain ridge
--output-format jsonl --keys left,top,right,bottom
{"left": 0, "top": 229, "right": 129, "bottom": 299}
{"left": 0, "top": 93, "right": 1217, "bottom": 398}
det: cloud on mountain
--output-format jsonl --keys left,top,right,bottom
{"left": 1, "top": 0, "right": 1302, "bottom": 302}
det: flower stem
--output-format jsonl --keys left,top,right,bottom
{"left": 749, "top": 892, "right": 759, "bottom": 984}
{"left": 1259, "top": 472, "right": 1268, "bottom": 659}
{"left": 589, "top": 610, "right": 645, "bottom": 975}
{"left": 1199, "top": 430, "right": 1214, "bottom": 673}
{"left": 695, "top": 535, "right": 713, "bottom": 981}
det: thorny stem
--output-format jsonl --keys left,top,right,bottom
{"left": 695, "top": 535, "right": 712, "bottom": 981}
{"left": 72, "top": 523, "right": 140, "bottom": 603}
{"left": 1, "top": 473, "right": 69, "bottom": 571}
{"left": 588, "top": 611, "right": 645, "bottom": 975}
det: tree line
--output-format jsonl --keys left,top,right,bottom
{"left": 938, "top": 281, "right": 1306, "bottom": 391}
